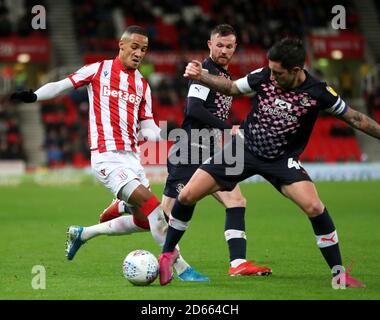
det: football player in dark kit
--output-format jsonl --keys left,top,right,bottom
{"left": 162, "top": 24, "right": 272, "bottom": 280}
{"left": 159, "top": 38, "right": 380, "bottom": 286}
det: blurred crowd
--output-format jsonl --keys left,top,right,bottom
{"left": 39, "top": 89, "right": 90, "bottom": 168}
{"left": 1, "top": 0, "right": 376, "bottom": 166}
{"left": 0, "top": 97, "right": 25, "bottom": 160}
{"left": 71, "top": 0, "right": 359, "bottom": 51}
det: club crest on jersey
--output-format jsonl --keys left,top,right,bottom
{"left": 101, "top": 85, "right": 142, "bottom": 104}
{"left": 299, "top": 95, "right": 311, "bottom": 106}
{"left": 176, "top": 183, "right": 185, "bottom": 193}
{"left": 326, "top": 86, "right": 338, "bottom": 97}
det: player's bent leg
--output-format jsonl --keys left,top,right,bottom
{"left": 123, "top": 183, "right": 168, "bottom": 249}
{"left": 159, "top": 170, "right": 221, "bottom": 285}
{"left": 179, "top": 168, "right": 222, "bottom": 205}
{"left": 281, "top": 181, "right": 364, "bottom": 287}
{"left": 281, "top": 181, "right": 324, "bottom": 218}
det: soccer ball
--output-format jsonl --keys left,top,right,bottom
{"left": 122, "top": 249, "right": 159, "bottom": 286}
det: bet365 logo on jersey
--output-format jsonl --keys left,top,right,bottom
{"left": 101, "top": 85, "right": 142, "bottom": 104}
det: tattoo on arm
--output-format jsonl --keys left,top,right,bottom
{"left": 200, "top": 71, "right": 241, "bottom": 96}
{"left": 341, "top": 108, "right": 380, "bottom": 139}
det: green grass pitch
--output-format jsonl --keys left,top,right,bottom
{"left": 0, "top": 180, "right": 379, "bottom": 300}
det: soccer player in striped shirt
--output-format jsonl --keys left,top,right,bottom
{"left": 11, "top": 25, "right": 207, "bottom": 281}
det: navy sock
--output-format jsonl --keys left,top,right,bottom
{"left": 309, "top": 208, "right": 342, "bottom": 273}
{"left": 225, "top": 207, "right": 246, "bottom": 262}
{"left": 162, "top": 199, "right": 195, "bottom": 253}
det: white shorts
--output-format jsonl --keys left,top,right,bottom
{"left": 91, "top": 150, "right": 150, "bottom": 198}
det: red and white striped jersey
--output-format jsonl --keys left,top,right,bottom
{"left": 68, "top": 56, "right": 153, "bottom": 153}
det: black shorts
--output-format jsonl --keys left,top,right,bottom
{"left": 164, "top": 137, "right": 222, "bottom": 198}
{"left": 200, "top": 136, "right": 312, "bottom": 193}
{"left": 163, "top": 161, "right": 200, "bottom": 198}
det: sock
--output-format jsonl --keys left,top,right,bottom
{"left": 309, "top": 208, "right": 342, "bottom": 275}
{"left": 81, "top": 215, "right": 147, "bottom": 241}
{"left": 162, "top": 198, "right": 195, "bottom": 253}
{"left": 225, "top": 207, "right": 247, "bottom": 266}
{"left": 173, "top": 245, "right": 190, "bottom": 275}
{"left": 162, "top": 207, "right": 190, "bottom": 274}
{"left": 119, "top": 201, "right": 128, "bottom": 213}
{"left": 136, "top": 195, "right": 171, "bottom": 249}
{"left": 133, "top": 215, "right": 150, "bottom": 230}
{"left": 145, "top": 206, "right": 168, "bottom": 249}
{"left": 230, "top": 259, "right": 247, "bottom": 268}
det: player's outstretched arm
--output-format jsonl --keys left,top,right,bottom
{"left": 11, "top": 78, "right": 74, "bottom": 103}
{"left": 184, "top": 60, "right": 242, "bottom": 96}
{"left": 338, "top": 106, "right": 380, "bottom": 140}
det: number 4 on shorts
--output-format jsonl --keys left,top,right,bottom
{"left": 288, "top": 157, "right": 302, "bottom": 170}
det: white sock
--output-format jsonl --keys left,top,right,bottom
{"left": 119, "top": 201, "right": 127, "bottom": 213}
{"left": 230, "top": 259, "right": 247, "bottom": 268}
{"left": 146, "top": 206, "right": 168, "bottom": 248}
{"left": 173, "top": 245, "right": 190, "bottom": 275}
{"left": 145, "top": 208, "right": 190, "bottom": 274}
{"left": 81, "top": 215, "right": 147, "bottom": 241}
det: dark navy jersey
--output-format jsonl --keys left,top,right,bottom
{"left": 168, "top": 57, "right": 234, "bottom": 165}
{"left": 182, "top": 57, "right": 233, "bottom": 131}
{"left": 235, "top": 67, "right": 348, "bottom": 159}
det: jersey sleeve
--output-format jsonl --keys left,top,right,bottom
{"left": 186, "top": 67, "right": 230, "bottom": 130}
{"left": 138, "top": 82, "right": 153, "bottom": 120}
{"left": 235, "top": 67, "right": 267, "bottom": 94}
{"left": 185, "top": 97, "right": 232, "bottom": 130}
{"left": 187, "top": 59, "right": 214, "bottom": 100}
{"left": 187, "top": 81, "right": 210, "bottom": 101}
{"left": 67, "top": 62, "right": 101, "bottom": 89}
{"left": 318, "top": 84, "right": 348, "bottom": 116}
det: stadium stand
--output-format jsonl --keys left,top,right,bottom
{"left": 2, "top": 0, "right": 377, "bottom": 167}
{"left": 0, "top": 96, "right": 25, "bottom": 160}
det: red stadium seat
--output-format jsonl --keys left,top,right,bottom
{"left": 301, "top": 116, "right": 362, "bottom": 162}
